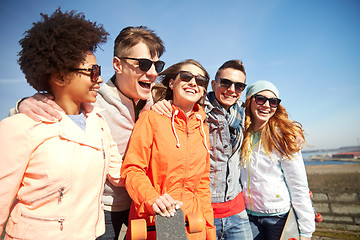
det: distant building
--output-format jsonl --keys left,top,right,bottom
{"left": 332, "top": 152, "right": 360, "bottom": 159}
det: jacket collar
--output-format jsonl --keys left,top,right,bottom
{"left": 171, "top": 103, "right": 207, "bottom": 121}
{"left": 205, "top": 91, "right": 244, "bottom": 114}
{"left": 37, "top": 107, "right": 106, "bottom": 150}
{"left": 99, "top": 78, "right": 153, "bottom": 115}
{"left": 170, "top": 104, "right": 209, "bottom": 152}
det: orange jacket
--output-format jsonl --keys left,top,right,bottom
{"left": 121, "top": 104, "right": 216, "bottom": 240}
{"left": 0, "top": 109, "right": 122, "bottom": 239}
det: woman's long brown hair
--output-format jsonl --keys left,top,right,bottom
{"left": 241, "top": 96, "right": 305, "bottom": 165}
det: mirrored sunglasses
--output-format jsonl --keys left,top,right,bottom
{"left": 119, "top": 57, "right": 165, "bottom": 73}
{"left": 253, "top": 94, "right": 281, "bottom": 108}
{"left": 178, "top": 71, "right": 208, "bottom": 87}
{"left": 219, "top": 78, "right": 247, "bottom": 93}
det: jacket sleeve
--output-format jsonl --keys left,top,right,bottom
{"left": 121, "top": 111, "right": 159, "bottom": 215}
{"left": 102, "top": 118, "right": 124, "bottom": 187}
{"left": 0, "top": 116, "right": 31, "bottom": 235}
{"left": 281, "top": 151, "right": 315, "bottom": 237}
{"left": 197, "top": 124, "right": 216, "bottom": 240}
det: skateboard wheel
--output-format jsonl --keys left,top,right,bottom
{"left": 186, "top": 212, "right": 204, "bottom": 233}
{"left": 131, "top": 218, "right": 147, "bottom": 240}
{"left": 315, "top": 213, "right": 323, "bottom": 223}
{"left": 288, "top": 238, "right": 298, "bottom": 240}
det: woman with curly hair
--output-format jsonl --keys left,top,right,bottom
{"left": 0, "top": 9, "right": 123, "bottom": 239}
{"left": 240, "top": 80, "right": 315, "bottom": 240}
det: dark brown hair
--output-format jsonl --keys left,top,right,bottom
{"left": 17, "top": 8, "right": 108, "bottom": 92}
{"left": 215, "top": 59, "right": 246, "bottom": 81}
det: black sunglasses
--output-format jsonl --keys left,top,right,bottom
{"left": 219, "top": 78, "right": 247, "bottom": 93}
{"left": 71, "top": 65, "right": 101, "bottom": 82}
{"left": 253, "top": 94, "right": 281, "bottom": 108}
{"left": 119, "top": 57, "right": 165, "bottom": 73}
{"left": 177, "top": 71, "right": 208, "bottom": 87}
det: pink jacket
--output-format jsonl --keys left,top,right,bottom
{"left": 0, "top": 108, "right": 122, "bottom": 240}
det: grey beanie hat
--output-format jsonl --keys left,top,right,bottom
{"left": 246, "top": 80, "right": 279, "bottom": 98}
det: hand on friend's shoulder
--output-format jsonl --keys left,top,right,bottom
{"left": 151, "top": 99, "right": 173, "bottom": 118}
{"left": 18, "top": 93, "right": 64, "bottom": 121}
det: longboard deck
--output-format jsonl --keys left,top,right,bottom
{"left": 155, "top": 208, "right": 188, "bottom": 240}
{"left": 280, "top": 207, "right": 300, "bottom": 240}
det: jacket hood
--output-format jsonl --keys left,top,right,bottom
{"left": 98, "top": 78, "right": 153, "bottom": 110}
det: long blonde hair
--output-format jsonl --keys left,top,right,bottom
{"left": 241, "top": 96, "right": 305, "bottom": 164}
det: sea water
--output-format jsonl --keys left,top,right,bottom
{"left": 302, "top": 150, "right": 358, "bottom": 165}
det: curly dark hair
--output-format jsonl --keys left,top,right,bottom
{"left": 17, "top": 8, "right": 109, "bottom": 92}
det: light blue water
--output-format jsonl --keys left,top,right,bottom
{"left": 302, "top": 150, "right": 358, "bottom": 165}
{"left": 304, "top": 159, "right": 358, "bottom": 165}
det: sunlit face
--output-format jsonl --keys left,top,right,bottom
{"left": 250, "top": 90, "right": 277, "bottom": 128}
{"left": 115, "top": 42, "right": 159, "bottom": 102}
{"left": 65, "top": 51, "right": 103, "bottom": 105}
{"left": 211, "top": 68, "right": 246, "bottom": 111}
{"left": 170, "top": 64, "right": 206, "bottom": 111}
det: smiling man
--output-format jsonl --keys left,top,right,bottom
{"left": 12, "top": 26, "right": 165, "bottom": 240}
{"left": 206, "top": 60, "right": 253, "bottom": 239}
{"left": 95, "top": 26, "right": 165, "bottom": 240}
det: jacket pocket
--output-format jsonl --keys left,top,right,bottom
{"left": 21, "top": 213, "right": 65, "bottom": 231}
{"left": 6, "top": 213, "right": 66, "bottom": 240}
{"left": 24, "top": 187, "right": 67, "bottom": 208}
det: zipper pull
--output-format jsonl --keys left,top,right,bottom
{"left": 58, "top": 187, "right": 64, "bottom": 204}
{"left": 59, "top": 218, "right": 64, "bottom": 231}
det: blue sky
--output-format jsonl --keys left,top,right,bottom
{"left": 0, "top": 0, "right": 359, "bottom": 150}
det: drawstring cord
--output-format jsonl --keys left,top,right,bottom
{"left": 172, "top": 109, "right": 181, "bottom": 148}
{"left": 196, "top": 114, "right": 210, "bottom": 152}
{"left": 171, "top": 110, "right": 209, "bottom": 152}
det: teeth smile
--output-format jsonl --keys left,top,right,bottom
{"left": 139, "top": 81, "right": 151, "bottom": 89}
{"left": 259, "top": 110, "right": 270, "bottom": 114}
{"left": 185, "top": 89, "right": 196, "bottom": 94}
{"left": 223, "top": 94, "right": 236, "bottom": 98}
